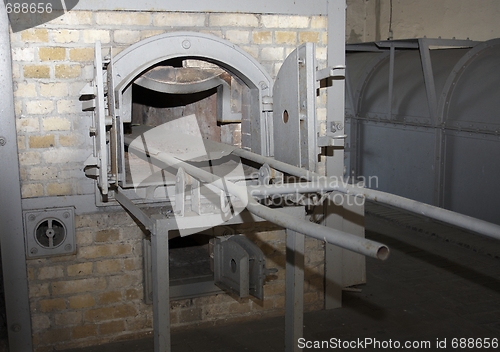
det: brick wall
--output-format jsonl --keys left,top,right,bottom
{"left": 11, "top": 10, "right": 328, "bottom": 351}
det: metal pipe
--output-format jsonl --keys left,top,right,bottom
{"left": 247, "top": 180, "right": 500, "bottom": 241}
{"left": 126, "top": 144, "right": 390, "bottom": 260}
{"left": 232, "top": 148, "right": 315, "bottom": 181}
{"left": 345, "top": 187, "right": 500, "bottom": 241}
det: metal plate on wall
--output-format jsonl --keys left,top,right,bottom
{"left": 24, "top": 207, "right": 76, "bottom": 258}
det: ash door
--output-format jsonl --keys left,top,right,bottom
{"left": 273, "top": 43, "right": 318, "bottom": 171}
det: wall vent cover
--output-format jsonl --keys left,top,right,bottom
{"left": 24, "top": 207, "right": 76, "bottom": 258}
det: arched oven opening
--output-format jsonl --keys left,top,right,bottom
{"left": 125, "top": 57, "right": 253, "bottom": 299}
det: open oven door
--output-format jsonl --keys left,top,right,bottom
{"left": 273, "top": 43, "right": 318, "bottom": 172}
{"left": 81, "top": 41, "right": 111, "bottom": 198}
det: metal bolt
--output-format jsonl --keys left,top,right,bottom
{"left": 28, "top": 214, "right": 36, "bottom": 221}
{"left": 30, "top": 248, "right": 38, "bottom": 255}
{"left": 0, "top": 137, "right": 6, "bottom": 146}
{"left": 11, "top": 324, "right": 21, "bottom": 333}
{"left": 260, "top": 82, "right": 268, "bottom": 90}
{"left": 182, "top": 40, "right": 191, "bottom": 49}
{"left": 63, "top": 212, "right": 70, "bottom": 219}
{"left": 64, "top": 244, "right": 72, "bottom": 251}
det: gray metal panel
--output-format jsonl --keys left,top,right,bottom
{"left": 354, "top": 48, "right": 468, "bottom": 125}
{"left": 0, "top": 5, "right": 33, "bottom": 350}
{"left": 359, "top": 122, "right": 435, "bottom": 204}
{"left": 345, "top": 52, "right": 385, "bottom": 117}
{"left": 359, "top": 51, "right": 431, "bottom": 122}
{"left": 444, "top": 40, "right": 500, "bottom": 130}
{"left": 443, "top": 132, "right": 500, "bottom": 224}
{"left": 273, "top": 43, "right": 317, "bottom": 170}
{"left": 73, "top": 0, "right": 328, "bottom": 15}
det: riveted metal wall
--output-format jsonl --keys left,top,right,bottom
{"left": 345, "top": 38, "right": 500, "bottom": 225}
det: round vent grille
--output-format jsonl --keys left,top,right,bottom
{"left": 34, "top": 218, "right": 66, "bottom": 249}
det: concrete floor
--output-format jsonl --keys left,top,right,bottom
{"left": 61, "top": 202, "right": 500, "bottom": 351}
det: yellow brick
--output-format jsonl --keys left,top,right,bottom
{"left": 58, "top": 134, "right": 81, "bottom": 147}
{"left": 14, "top": 82, "right": 36, "bottom": 97}
{"left": 123, "top": 258, "right": 141, "bottom": 271}
{"left": 26, "top": 100, "right": 54, "bottom": 115}
{"left": 29, "top": 283, "right": 50, "bottom": 298}
{"left": 84, "top": 304, "right": 137, "bottom": 322}
{"left": 153, "top": 13, "right": 205, "bottom": 27}
{"left": 95, "top": 12, "right": 151, "bottom": 26}
{"left": 96, "top": 259, "right": 122, "bottom": 274}
{"left": 72, "top": 325, "right": 97, "bottom": 339}
{"left": 12, "top": 47, "right": 35, "bottom": 61}
{"left": 69, "top": 48, "right": 94, "bottom": 62}
{"left": 57, "top": 100, "right": 79, "bottom": 114}
{"left": 43, "top": 117, "right": 71, "bottom": 131}
{"left": 32, "top": 315, "right": 51, "bottom": 332}
{"left": 55, "top": 65, "right": 81, "bottom": 79}
{"left": 29, "top": 135, "right": 55, "bottom": 149}
{"left": 262, "top": 15, "right": 310, "bottom": 29}
{"left": 225, "top": 30, "right": 250, "bottom": 44}
{"left": 38, "top": 266, "right": 64, "bottom": 280}
{"left": 114, "top": 30, "right": 141, "bottom": 44}
{"left": 40, "top": 82, "right": 68, "bottom": 97}
{"left": 316, "top": 47, "right": 327, "bottom": 61}
{"left": 141, "top": 30, "right": 165, "bottom": 39}
{"left": 311, "top": 16, "right": 327, "bottom": 29}
{"left": 39, "top": 298, "right": 66, "bottom": 312}
{"left": 52, "top": 278, "right": 107, "bottom": 295}
{"left": 15, "top": 101, "right": 22, "bottom": 116}
{"left": 83, "top": 30, "right": 111, "bottom": 44}
{"left": 261, "top": 47, "right": 284, "bottom": 61}
{"left": 23, "top": 65, "right": 50, "bottom": 79}
{"left": 67, "top": 262, "right": 93, "bottom": 277}
{"left": 69, "top": 295, "right": 95, "bottom": 309}
{"left": 209, "top": 13, "right": 258, "bottom": 27}
{"left": 78, "top": 244, "right": 133, "bottom": 259}
{"left": 28, "top": 166, "right": 57, "bottom": 180}
{"left": 108, "top": 273, "right": 141, "bottom": 289}
{"left": 55, "top": 311, "right": 82, "bottom": 327}
{"left": 48, "top": 11, "right": 93, "bottom": 25}
{"left": 39, "top": 47, "right": 66, "bottom": 61}
{"left": 125, "top": 288, "right": 141, "bottom": 300}
{"left": 97, "top": 291, "right": 122, "bottom": 305}
{"left": 99, "top": 320, "right": 125, "bottom": 335}
{"left": 47, "top": 183, "right": 73, "bottom": 196}
{"left": 52, "top": 29, "right": 80, "bottom": 43}
{"left": 17, "top": 136, "right": 26, "bottom": 151}
{"left": 19, "top": 151, "right": 41, "bottom": 165}
{"left": 299, "top": 31, "right": 320, "bottom": 44}
{"left": 253, "top": 31, "right": 272, "bottom": 44}
{"left": 40, "top": 328, "right": 71, "bottom": 344}
{"left": 95, "top": 229, "right": 120, "bottom": 242}
{"left": 76, "top": 229, "right": 93, "bottom": 246}
{"left": 275, "top": 31, "right": 297, "bottom": 44}
{"left": 21, "top": 183, "right": 44, "bottom": 198}
{"left": 21, "top": 29, "right": 48, "bottom": 42}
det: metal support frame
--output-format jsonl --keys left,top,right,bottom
{"left": 117, "top": 186, "right": 322, "bottom": 352}
{"left": 325, "top": 0, "right": 349, "bottom": 310}
{"left": 151, "top": 218, "right": 172, "bottom": 352}
{"left": 285, "top": 208, "right": 305, "bottom": 352}
{"left": 0, "top": 5, "right": 33, "bottom": 351}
